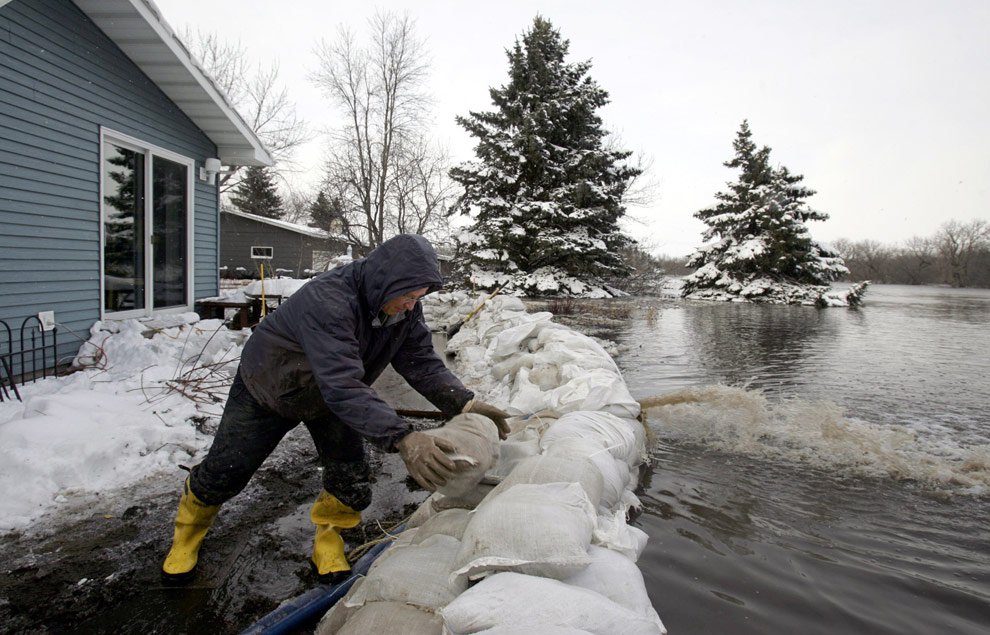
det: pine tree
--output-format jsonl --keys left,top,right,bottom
{"left": 682, "top": 121, "right": 848, "bottom": 302}
{"left": 229, "top": 166, "right": 284, "bottom": 219}
{"left": 308, "top": 190, "right": 345, "bottom": 234}
{"left": 450, "top": 16, "right": 641, "bottom": 294}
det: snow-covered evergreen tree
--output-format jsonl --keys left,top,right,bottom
{"left": 229, "top": 166, "right": 284, "bottom": 219}
{"left": 450, "top": 16, "right": 641, "bottom": 297}
{"left": 682, "top": 120, "right": 851, "bottom": 305}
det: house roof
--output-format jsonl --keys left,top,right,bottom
{"left": 67, "top": 0, "right": 273, "bottom": 166}
{"left": 223, "top": 209, "right": 345, "bottom": 241}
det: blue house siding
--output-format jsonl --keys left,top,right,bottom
{"left": 0, "top": 0, "right": 221, "bottom": 370}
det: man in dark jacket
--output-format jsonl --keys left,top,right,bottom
{"left": 162, "top": 234, "right": 508, "bottom": 582}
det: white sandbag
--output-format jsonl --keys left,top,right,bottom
{"left": 451, "top": 483, "right": 595, "bottom": 583}
{"left": 491, "top": 353, "right": 536, "bottom": 381}
{"left": 407, "top": 484, "right": 493, "bottom": 530}
{"left": 346, "top": 534, "right": 466, "bottom": 610}
{"left": 535, "top": 336, "right": 621, "bottom": 373}
{"left": 315, "top": 579, "right": 363, "bottom": 634}
{"left": 387, "top": 526, "right": 420, "bottom": 550}
{"left": 527, "top": 362, "right": 562, "bottom": 390}
{"left": 423, "top": 413, "right": 500, "bottom": 498}
{"left": 541, "top": 411, "right": 645, "bottom": 467}
{"left": 407, "top": 495, "right": 438, "bottom": 528}
{"left": 508, "top": 366, "right": 640, "bottom": 420}
{"left": 487, "top": 454, "right": 604, "bottom": 509}
{"left": 490, "top": 435, "right": 541, "bottom": 478}
{"left": 564, "top": 545, "right": 665, "bottom": 631}
{"left": 543, "top": 437, "right": 630, "bottom": 511}
{"left": 490, "top": 295, "right": 526, "bottom": 313}
{"left": 475, "top": 627, "right": 592, "bottom": 635}
{"left": 592, "top": 508, "right": 650, "bottom": 561}
{"left": 440, "top": 572, "right": 664, "bottom": 635}
{"left": 411, "top": 508, "right": 473, "bottom": 544}
{"left": 489, "top": 315, "right": 557, "bottom": 359}
{"left": 431, "top": 483, "right": 494, "bottom": 511}
{"left": 338, "top": 601, "right": 442, "bottom": 634}
{"left": 537, "top": 324, "right": 618, "bottom": 359}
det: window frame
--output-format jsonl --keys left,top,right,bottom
{"left": 99, "top": 127, "right": 196, "bottom": 320}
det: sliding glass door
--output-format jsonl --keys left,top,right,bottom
{"left": 152, "top": 156, "right": 188, "bottom": 309}
{"left": 102, "top": 132, "right": 193, "bottom": 316}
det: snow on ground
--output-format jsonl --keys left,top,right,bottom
{"left": 0, "top": 313, "right": 249, "bottom": 532}
{"left": 0, "top": 280, "right": 623, "bottom": 534}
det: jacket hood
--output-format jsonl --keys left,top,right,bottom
{"left": 358, "top": 234, "right": 444, "bottom": 313}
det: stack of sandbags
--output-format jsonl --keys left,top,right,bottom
{"left": 320, "top": 295, "right": 664, "bottom": 634}
{"left": 445, "top": 299, "right": 641, "bottom": 422}
{"left": 441, "top": 572, "right": 662, "bottom": 635}
{"left": 316, "top": 533, "right": 461, "bottom": 634}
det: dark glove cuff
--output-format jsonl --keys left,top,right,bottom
{"left": 368, "top": 422, "right": 413, "bottom": 454}
{"left": 441, "top": 388, "right": 474, "bottom": 418}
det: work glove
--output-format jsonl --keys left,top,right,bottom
{"left": 395, "top": 431, "right": 459, "bottom": 492}
{"left": 463, "top": 399, "right": 511, "bottom": 440}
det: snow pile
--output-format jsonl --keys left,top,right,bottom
{"left": 0, "top": 315, "right": 248, "bottom": 532}
{"left": 320, "top": 292, "right": 664, "bottom": 634}
{"left": 682, "top": 267, "right": 868, "bottom": 307}
{"left": 458, "top": 266, "right": 628, "bottom": 300}
{"left": 200, "top": 277, "right": 312, "bottom": 304}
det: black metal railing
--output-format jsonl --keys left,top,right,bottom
{"left": 0, "top": 317, "right": 59, "bottom": 402}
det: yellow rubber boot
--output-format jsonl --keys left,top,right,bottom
{"left": 162, "top": 479, "right": 220, "bottom": 580}
{"left": 310, "top": 491, "right": 361, "bottom": 582}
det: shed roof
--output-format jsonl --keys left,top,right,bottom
{"left": 60, "top": 0, "right": 273, "bottom": 166}
{"left": 223, "top": 209, "right": 345, "bottom": 241}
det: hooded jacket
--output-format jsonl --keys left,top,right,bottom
{"left": 238, "top": 234, "right": 473, "bottom": 450}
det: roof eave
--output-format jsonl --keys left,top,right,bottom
{"left": 72, "top": 0, "right": 273, "bottom": 167}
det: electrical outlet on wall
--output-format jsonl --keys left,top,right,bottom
{"left": 37, "top": 311, "right": 55, "bottom": 331}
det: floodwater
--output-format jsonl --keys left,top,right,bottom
{"left": 609, "top": 285, "right": 990, "bottom": 635}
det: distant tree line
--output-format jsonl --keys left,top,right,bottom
{"left": 832, "top": 219, "right": 990, "bottom": 288}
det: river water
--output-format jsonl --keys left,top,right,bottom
{"left": 608, "top": 285, "right": 990, "bottom": 635}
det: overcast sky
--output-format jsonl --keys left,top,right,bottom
{"left": 155, "top": 0, "right": 990, "bottom": 258}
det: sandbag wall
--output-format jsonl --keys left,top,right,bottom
{"left": 317, "top": 293, "right": 666, "bottom": 634}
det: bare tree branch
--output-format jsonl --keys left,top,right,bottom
{"left": 310, "top": 11, "right": 449, "bottom": 249}
{"left": 182, "top": 28, "right": 308, "bottom": 195}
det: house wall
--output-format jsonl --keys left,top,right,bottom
{"left": 220, "top": 212, "right": 351, "bottom": 278}
{"left": 0, "top": 0, "right": 220, "bottom": 367}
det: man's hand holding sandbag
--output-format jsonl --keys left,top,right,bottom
{"left": 463, "top": 399, "right": 511, "bottom": 440}
{"left": 395, "top": 431, "right": 459, "bottom": 491}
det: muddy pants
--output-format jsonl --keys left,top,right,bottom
{"left": 189, "top": 371, "right": 372, "bottom": 511}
